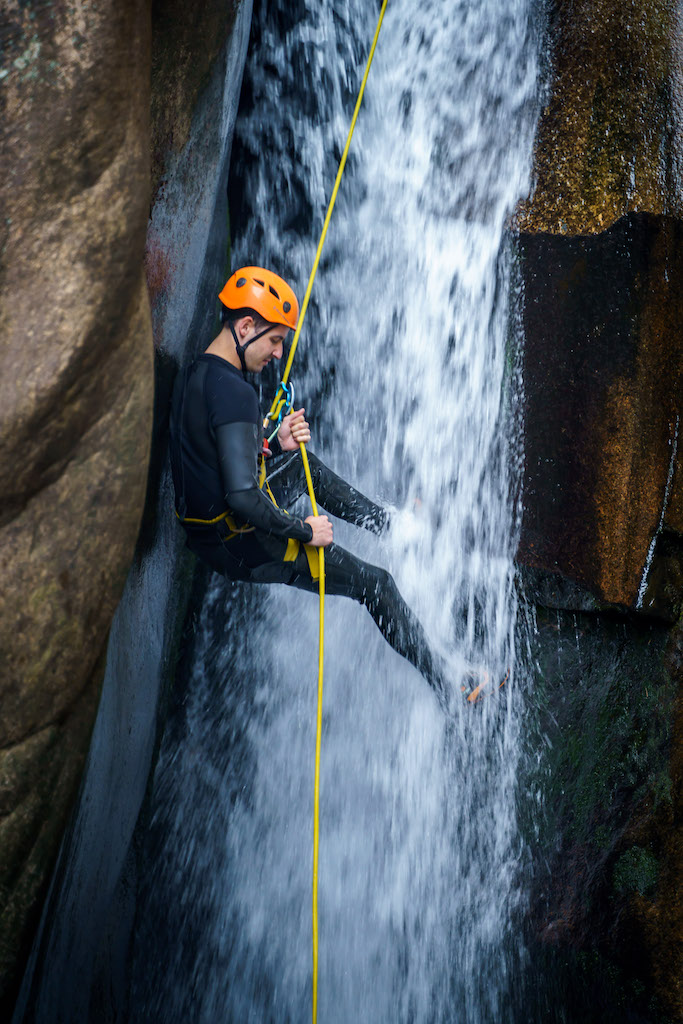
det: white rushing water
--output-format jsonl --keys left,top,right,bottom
{"left": 132, "top": 1, "right": 540, "bottom": 1020}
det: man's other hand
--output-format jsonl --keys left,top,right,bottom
{"left": 306, "top": 515, "right": 333, "bottom": 547}
{"left": 279, "top": 408, "right": 311, "bottom": 451}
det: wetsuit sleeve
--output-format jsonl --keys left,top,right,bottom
{"left": 216, "top": 422, "right": 313, "bottom": 542}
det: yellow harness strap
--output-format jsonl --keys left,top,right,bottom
{"left": 263, "top": 458, "right": 320, "bottom": 580}
{"left": 282, "top": 536, "right": 320, "bottom": 579}
{"left": 174, "top": 507, "right": 253, "bottom": 541}
{"left": 176, "top": 454, "right": 319, "bottom": 578}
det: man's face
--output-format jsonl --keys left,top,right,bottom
{"left": 241, "top": 319, "right": 287, "bottom": 372}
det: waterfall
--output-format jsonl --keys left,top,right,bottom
{"left": 131, "top": 1, "right": 541, "bottom": 1020}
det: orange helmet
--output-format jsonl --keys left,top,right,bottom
{"left": 218, "top": 266, "right": 299, "bottom": 330}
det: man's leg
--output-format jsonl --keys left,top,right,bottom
{"left": 185, "top": 525, "right": 455, "bottom": 709}
{"left": 267, "top": 451, "right": 388, "bottom": 534}
{"left": 287, "top": 543, "right": 449, "bottom": 709}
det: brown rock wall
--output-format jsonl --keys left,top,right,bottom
{"left": 518, "top": 213, "right": 683, "bottom": 614}
{"left": 517, "top": 0, "right": 683, "bottom": 612}
{"left": 0, "top": 655, "right": 103, "bottom": 999}
{"left": 0, "top": 0, "right": 153, "bottom": 1008}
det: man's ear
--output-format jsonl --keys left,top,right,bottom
{"left": 237, "top": 315, "right": 255, "bottom": 337}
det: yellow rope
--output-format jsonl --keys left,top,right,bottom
{"left": 301, "top": 444, "right": 325, "bottom": 1024}
{"left": 267, "top": 0, "right": 390, "bottom": 409}
{"left": 265, "top": 3, "right": 389, "bottom": 1020}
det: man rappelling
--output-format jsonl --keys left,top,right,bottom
{"left": 170, "top": 266, "right": 491, "bottom": 709}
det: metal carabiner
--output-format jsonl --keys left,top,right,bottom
{"left": 266, "top": 380, "right": 295, "bottom": 442}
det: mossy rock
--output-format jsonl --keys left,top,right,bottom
{"left": 519, "top": 603, "right": 683, "bottom": 1020}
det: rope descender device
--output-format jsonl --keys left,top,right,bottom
{"left": 262, "top": 2, "right": 389, "bottom": 1021}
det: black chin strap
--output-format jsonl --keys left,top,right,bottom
{"left": 229, "top": 322, "right": 275, "bottom": 375}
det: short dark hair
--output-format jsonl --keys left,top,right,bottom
{"left": 221, "top": 305, "right": 271, "bottom": 330}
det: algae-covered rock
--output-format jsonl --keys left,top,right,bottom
{"left": 0, "top": 0, "right": 153, "bottom": 1008}
{"left": 517, "top": 0, "right": 683, "bottom": 236}
{"left": 523, "top": 607, "right": 683, "bottom": 1022}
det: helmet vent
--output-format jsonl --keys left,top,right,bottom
{"left": 283, "top": 301, "right": 291, "bottom": 313}
{"left": 236, "top": 277, "right": 246, "bottom": 287}
{"left": 269, "top": 285, "right": 280, "bottom": 299}
{"left": 254, "top": 278, "right": 265, "bottom": 286}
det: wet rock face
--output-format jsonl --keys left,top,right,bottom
{"left": 0, "top": 0, "right": 153, "bottom": 1007}
{"left": 516, "top": 0, "right": 683, "bottom": 613}
{"left": 522, "top": 607, "right": 682, "bottom": 1023}
{"left": 516, "top": 1, "right": 683, "bottom": 1019}
{"left": 150, "top": 0, "right": 238, "bottom": 201}
{"left": 518, "top": 212, "right": 683, "bottom": 617}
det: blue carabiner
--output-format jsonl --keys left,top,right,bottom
{"left": 267, "top": 380, "right": 295, "bottom": 442}
{"left": 280, "top": 381, "right": 294, "bottom": 419}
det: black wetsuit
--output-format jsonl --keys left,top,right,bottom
{"left": 169, "top": 354, "right": 448, "bottom": 703}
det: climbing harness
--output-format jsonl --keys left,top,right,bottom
{"left": 174, "top": 505, "right": 254, "bottom": 540}
{"left": 175, "top": 441, "right": 319, "bottom": 578}
{"left": 261, "top": 2, "right": 389, "bottom": 1021}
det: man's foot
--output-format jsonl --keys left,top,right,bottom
{"left": 430, "top": 655, "right": 508, "bottom": 717}
{"left": 461, "top": 667, "right": 509, "bottom": 705}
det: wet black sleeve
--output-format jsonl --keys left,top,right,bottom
{"left": 216, "top": 422, "right": 313, "bottom": 542}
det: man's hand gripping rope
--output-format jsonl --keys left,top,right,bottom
{"left": 266, "top": 390, "right": 333, "bottom": 548}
